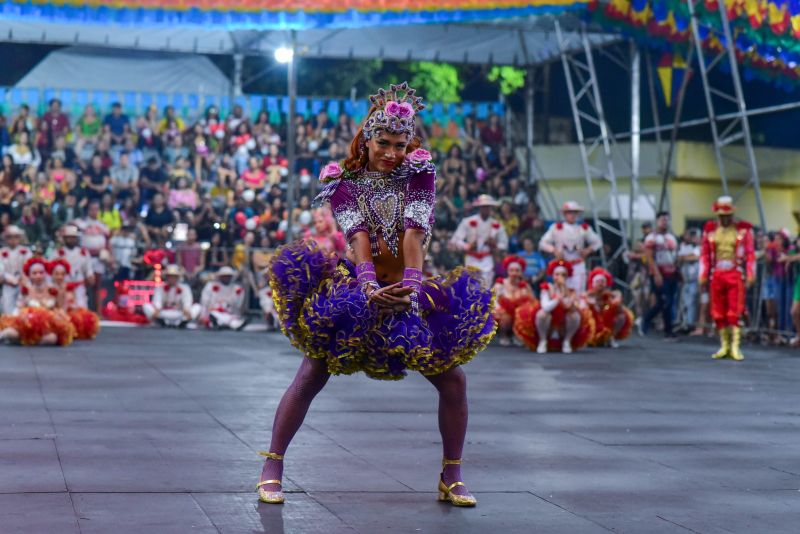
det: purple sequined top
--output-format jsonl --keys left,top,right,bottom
{"left": 314, "top": 156, "right": 436, "bottom": 257}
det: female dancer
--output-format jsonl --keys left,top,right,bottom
{"left": 514, "top": 259, "right": 594, "bottom": 354}
{"left": 0, "top": 258, "right": 75, "bottom": 346}
{"left": 262, "top": 82, "right": 495, "bottom": 507}
{"left": 305, "top": 206, "right": 346, "bottom": 257}
{"left": 493, "top": 255, "right": 535, "bottom": 346}
{"left": 50, "top": 258, "right": 101, "bottom": 340}
{"left": 584, "top": 267, "right": 633, "bottom": 348}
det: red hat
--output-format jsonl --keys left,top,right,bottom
{"left": 48, "top": 258, "right": 72, "bottom": 275}
{"left": 502, "top": 255, "right": 527, "bottom": 272}
{"left": 588, "top": 267, "right": 613, "bottom": 290}
{"left": 23, "top": 257, "right": 49, "bottom": 277}
{"left": 712, "top": 196, "right": 735, "bottom": 215}
{"left": 546, "top": 259, "right": 573, "bottom": 278}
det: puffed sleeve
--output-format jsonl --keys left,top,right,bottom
{"left": 403, "top": 165, "right": 435, "bottom": 234}
{"left": 328, "top": 179, "right": 368, "bottom": 240}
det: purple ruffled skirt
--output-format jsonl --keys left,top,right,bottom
{"left": 269, "top": 240, "right": 496, "bottom": 380}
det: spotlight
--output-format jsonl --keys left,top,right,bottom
{"left": 274, "top": 47, "right": 294, "bottom": 64}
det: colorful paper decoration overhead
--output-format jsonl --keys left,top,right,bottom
{"left": 0, "top": 0, "right": 589, "bottom": 29}
{"left": 2, "top": 1, "right": 800, "bottom": 84}
{"left": 589, "top": 0, "right": 800, "bottom": 87}
{"left": 657, "top": 52, "right": 689, "bottom": 106}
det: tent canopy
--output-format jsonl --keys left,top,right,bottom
{"left": 14, "top": 46, "right": 231, "bottom": 95}
{"left": 0, "top": 15, "right": 614, "bottom": 66}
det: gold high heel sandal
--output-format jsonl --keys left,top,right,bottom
{"left": 256, "top": 451, "right": 285, "bottom": 504}
{"left": 437, "top": 458, "right": 477, "bottom": 507}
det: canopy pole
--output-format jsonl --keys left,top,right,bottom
{"left": 232, "top": 53, "right": 243, "bottom": 98}
{"left": 285, "top": 31, "right": 298, "bottom": 242}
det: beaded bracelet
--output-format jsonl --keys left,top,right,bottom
{"left": 402, "top": 267, "right": 423, "bottom": 291}
{"left": 356, "top": 262, "right": 378, "bottom": 294}
{"left": 403, "top": 267, "right": 423, "bottom": 314}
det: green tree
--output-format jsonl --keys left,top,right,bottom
{"left": 487, "top": 66, "right": 525, "bottom": 95}
{"left": 407, "top": 62, "right": 463, "bottom": 103}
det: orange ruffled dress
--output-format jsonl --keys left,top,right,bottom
{"left": 513, "top": 282, "right": 595, "bottom": 352}
{"left": 586, "top": 292, "right": 634, "bottom": 347}
{"left": 1, "top": 307, "right": 76, "bottom": 346}
{"left": 494, "top": 279, "right": 537, "bottom": 325}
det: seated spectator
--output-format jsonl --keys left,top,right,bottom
{"left": 93, "top": 139, "right": 114, "bottom": 170}
{"left": 18, "top": 203, "right": 44, "bottom": 245}
{"left": 480, "top": 114, "right": 504, "bottom": 152}
{"left": 242, "top": 156, "right": 267, "bottom": 190}
{"left": 226, "top": 104, "right": 247, "bottom": 133}
{"left": 103, "top": 102, "right": 130, "bottom": 146}
{"left": 158, "top": 106, "right": 185, "bottom": 138}
{"left": 164, "top": 134, "right": 189, "bottom": 166}
{"left": 48, "top": 156, "right": 75, "bottom": 194}
{"left": 142, "top": 104, "right": 160, "bottom": 134}
{"left": 39, "top": 98, "right": 70, "bottom": 153}
{"left": 75, "top": 104, "right": 101, "bottom": 160}
{"left": 517, "top": 237, "right": 547, "bottom": 287}
{"left": 262, "top": 144, "right": 288, "bottom": 186}
{"left": 509, "top": 178, "right": 529, "bottom": 207}
{"left": 176, "top": 227, "right": 205, "bottom": 285}
{"left": 334, "top": 113, "right": 354, "bottom": 143}
{"left": 442, "top": 145, "right": 467, "bottom": 183}
{"left": 143, "top": 192, "right": 174, "bottom": 245}
{"left": 499, "top": 201, "right": 520, "bottom": 240}
{"left": 168, "top": 156, "right": 193, "bottom": 186}
{"left": 111, "top": 152, "right": 139, "bottom": 201}
{"left": 168, "top": 176, "right": 199, "bottom": 216}
{"left": 10, "top": 104, "right": 34, "bottom": 136}
{"left": 82, "top": 154, "right": 110, "bottom": 202}
{"left": 53, "top": 193, "right": 81, "bottom": 229}
{"left": 8, "top": 131, "right": 41, "bottom": 169}
{"left": 213, "top": 153, "right": 237, "bottom": 191}
{"left": 109, "top": 224, "right": 138, "bottom": 281}
{"left": 32, "top": 171, "right": 56, "bottom": 206}
{"left": 98, "top": 192, "right": 122, "bottom": 233}
{"left": 50, "top": 135, "right": 78, "bottom": 170}
{"left": 137, "top": 127, "right": 162, "bottom": 162}
{"left": 205, "top": 231, "right": 229, "bottom": 273}
{"left": 139, "top": 157, "right": 167, "bottom": 206}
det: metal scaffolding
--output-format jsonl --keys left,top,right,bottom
{"left": 554, "top": 20, "right": 630, "bottom": 268}
{"left": 686, "top": 0, "right": 766, "bottom": 231}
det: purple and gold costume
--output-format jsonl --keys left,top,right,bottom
{"left": 269, "top": 153, "right": 496, "bottom": 380}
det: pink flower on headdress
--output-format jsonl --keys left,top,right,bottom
{"left": 384, "top": 101, "right": 401, "bottom": 116}
{"left": 320, "top": 162, "right": 343, "bottom": 182}
{"left": 406, "top": 148, "right": 431, "bottom": 163}
{"left": 396, "top": 102, "right": 414, "bottom": 118}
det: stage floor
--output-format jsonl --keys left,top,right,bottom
{"left": 1, "top": 328, "right": 798, "bottom": 533}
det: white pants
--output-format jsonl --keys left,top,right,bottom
{"left": 208, "top": 311, "right": 245, "bottom": 330}
{"left": 1, "top": 285, "right": 19, "bottom": 315}
{"left": 259, "top": 290, "right": 278, "bottom": 322}
{"left": 567, "top": 262, "right": 587, "bottom": 293}
{"left": 73, "top": 284, "right": 89, "bottom": 309}
{"left": 464, "top": 255, "right": 495, "bottom": 289}
{"left": 143, "top": 304, "right": 201, "bottom": 326}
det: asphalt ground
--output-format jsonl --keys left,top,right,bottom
{"left": 1, "top": 327, "right": 798, "bottom": 533}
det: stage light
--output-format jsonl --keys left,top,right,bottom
{"left": 274, "top": 47, "right": 294, "bottom": 64}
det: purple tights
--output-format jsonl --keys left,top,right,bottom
{"left": 259, "top": 359, "right": 472, "bottom": 497}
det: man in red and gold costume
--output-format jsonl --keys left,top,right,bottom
{"left": 698, "top": 196, "right": 755, "bottom": 361}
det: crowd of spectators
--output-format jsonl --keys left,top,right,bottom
{"left": 1, "top": 97, "right": 795, "bottom": 339}
{"left": 0, "top": 98, "right": 544, "bottom": 311}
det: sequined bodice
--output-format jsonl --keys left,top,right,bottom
{"left": 713, "top": 226, "right": 737, "bottom": 261}
{"left": 316, "top": 158, "right": 436, "bottom": 257}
